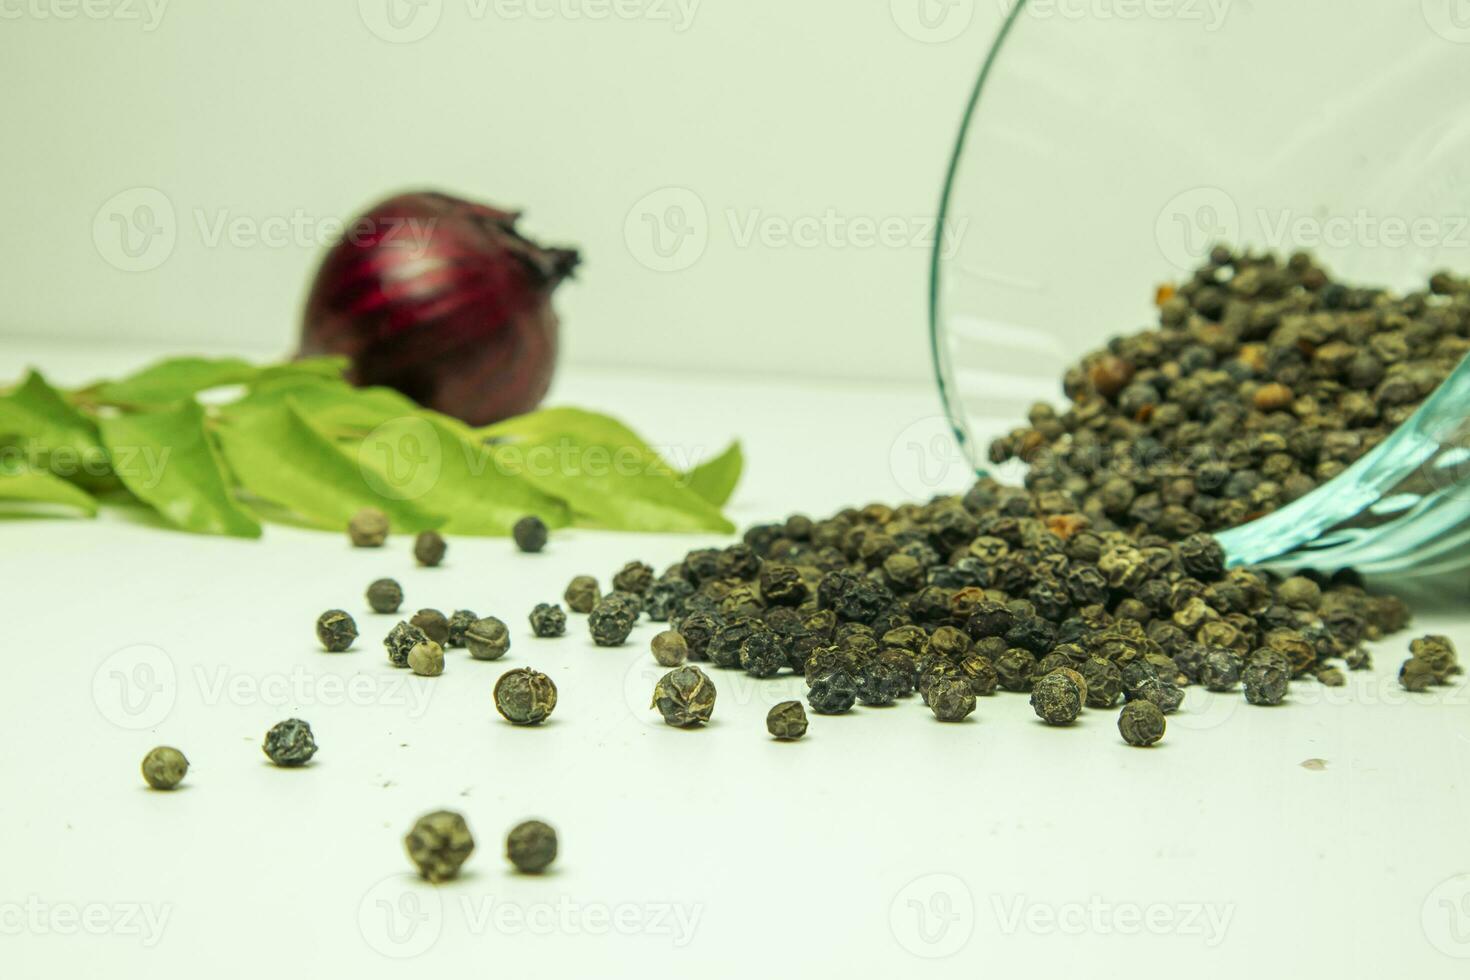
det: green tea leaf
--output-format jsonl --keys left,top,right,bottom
{"left": 0, "top": 370, "right": 111, "bottom": 486}
{"left": 0, "top": 463, "right": 98, "bottom": 515}
{"left": 93, "top": 357, "right": 262, "bottom": 406}
{"left": 215, "top": 399, "right": 444, "bottom": 532}
{"left": 226, "top": 374, "right": 420, "bottom": 434}
{"left": 685, "top": 440, "right": 743, "bottom": 506}
{"left": 99, "top": 401, "right": 261, "bottom": 537}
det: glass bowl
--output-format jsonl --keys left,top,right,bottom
{"left": 930, "top": 0, "right": 1470, "bottom": 576}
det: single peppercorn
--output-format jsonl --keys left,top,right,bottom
{"left": 529, "top": 603, "right": 568, "bottom": 638}
{"left": 408, "top": 639, "right": 445, "bottom": 677}
{"left": 505, "top": 820, "right": 558, "bottom": 874}
{"left": 1399, "top": 657, "right": 1436, "bottom": 693}
{"left": 651, "top": 665, "right": 716, "bottom": 727}
{"left": 141, "top": 746, "right": 188, "bottom": 790}
{"left": 589, "top": 596, "right": 638, "bottom": 647}
{"left": 1118, "top": 701, "right": 1165, "bottom": 746}
{"left": 739, "top": 630, "right": 787, "bottom": 678}
{"left": 404, "top": 810, "right": 475, "bottom": 883}
{"left": 767, "top": 700, "right": 808, "bottom": 739}
{"left": 263, "top": 718, "right": 317, "bottom": 766}
{"left": 651, "top": 630, "right": 688, "bottom": 667}
{"left": 315, "top": 609, "right": 358, "bottom": 652}
{"left": 413, "top": 529, "right": 447, "bottom": 567}
{"left": 564, "top": 575, "right": 601, "bottom": 614}
{"left": 612, "top": 560, "right": 655, "bottom": 595}
{"left": 385, "top": 621, "right": 429, "bottom": 668}
{"left": 928, "top": 675, "right": 978, "bottom": 722}
{"left": 446, "top": 609, "right": 478, "bottom": 648}
{"left": 1079, "top": 656, "right": 1123, "bottom": 708}
{"left": 465, "top": 617, "right": 511, "bottom": 661}
{"left": 410, "top": 608, "right": 450, "bottom": 646}
{"left": 513, "top": 515, "right": 548, "bottom": 553}
{"left": 366, "top": 578, "right": 403, "bottom": 614}
{"left": 348, "top": 507, "right": 389, "bottom": 547}
{"left": 494, "top": 668, "right": 558, "bottom": 725}
{"left": 1199, "top": 649, "right": 1242, "bottom": 692}
{"left": 1031, "top": 671, "right": 1083, "bottom": 726}
{"left": 1242, "top": 660, "right": 1288, "bottom": 706}
{"left": 807, "top": 671, "right": 859, "bottom": 715}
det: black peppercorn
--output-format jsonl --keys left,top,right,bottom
{"left": 513, "top": 515, "right": 548, "bottom": 553}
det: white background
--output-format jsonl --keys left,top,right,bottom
{"left": 0, "top": 0, "right": 995, "bottom": 382}
{"left": 3, "top": 341, "right": 1470, "bottom": 978}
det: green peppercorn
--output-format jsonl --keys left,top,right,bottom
{"left": 766, "top": 700, "right": 808, "bottom": 740}
{"left": 385, "top": 621, "right": 429, "bottom": 668}
{"left": 141, "top": 746, "right": 188, "bottom": 790}
{"left": 1030, "top": 671, "right": 1083, "bottom": 726}
{"left": 928, "top": 675, "right": 977, "bottom": 722}
{"left": 446, "top": 609, "right": 478, "bottom": 648}
{"left": 494, "top": 668, "right": 557, "bottom": 725}
{"left": 366, "top": 578, "right": 403, "bottom": 614}
{"left": 564, "top": 575, "right": 600, "bottom": 613}
{"left": 405, "top": 810, "right": 474, "bottom": 883}
{"left": 410, "top": 608, "right": 450, "bottom": 646}
{"left": 413, "top": 530, "right": 447, "bottom": 567}
{"left": 315, "top": 609, "right": 358, "bottom": 652}
{"left": 513, "top": 516, "right": 548, "bottom": 553}
{"left": 408, "top": 639, "right": 444, "bottom": 677}
{"left": 348, "top": 507, "right": 389, "bottom": 547}
{"left": 465, "top": 617, "right": 510, "bottom": 661}
{"left": 263, "top": 718, "right": 317, "bottom": 767}
{"left": 1118, "top": 701, "right": 1166, "bottom": 746}
{"left": 651, "top": 665, "right": 716, "bottom": 727}
{"left": 651, "top": 630, "right": 688, "bottom": 667}
{"left": 589, "top": 596, "right": 637, "bottom": 647}
{"left": 529, "top": 603, "right": 567, "bottom": 638}
{"left": 505, "top": 819, "right": 557, "bottom": 874}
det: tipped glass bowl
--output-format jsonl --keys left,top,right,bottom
{"left": 930, "top": 0, "right": 1470, "bottom": 576}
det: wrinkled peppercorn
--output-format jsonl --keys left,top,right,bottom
{"left": 316, "top": 610, "right": 358, "bottom": 652}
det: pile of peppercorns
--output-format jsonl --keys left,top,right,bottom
{"left": 575, "top": 476, "right": 1419, "bottom": 745}
{"left": 988, "top": 249, "right": 1470, "bottom": 537}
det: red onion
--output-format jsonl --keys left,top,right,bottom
{"left": 299, "top": 191, "right": 579, "bottom": 426}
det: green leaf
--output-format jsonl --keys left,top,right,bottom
{"left": 92, "top": 357, "right": 262, "bottom": 407}
{"left": 0, "top": 370, "right": 111, "bottom": 486}
{"left": 98, "top": 401, "right": 261, "bottom": 537}
{"left": 684, "top": 440, "right": 743, "bottom": 506}
{"left": 357, "top": 415, "right": 571, "bottom": 535}
{"left": 0, "top": 462, "right": 98, "bottom": 515}
{"left": 226, "top": 375, "right": 420, "bottom": 434}
{"left": 215, "top": 398, "right": 444, "bottom": 532}
{"left": 484, "top": 408, "right": 734, "bottom": 534}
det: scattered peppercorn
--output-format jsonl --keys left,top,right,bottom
{"left": 1031, "top": 671, "right": 1083, "bottom": 725}
{"left": 529, "top": 603, "right": 567, "bottom": 638}
{"left": 564, "top": 575, "right": 600, "bottom": 613}
{"left": 494, "top": 668, "right": 558, "bottom": 725}
{"left": 385, "top": 621, "right": 429, "bottom": 668}
{"left": 413, "top": 530, "right": 447, "bottom": 567}
{"left": 348, "top": 507, "right": 390, "bottom": 547}
{"left": 446, "top": 609, "right": 478, "bottom": 648}
{"left": 513, "top": 515, "right": 548, "bottom": 553}
{"left": 1118, "top": 701, "right": 1165, "bottom": 746}
{"left": 505, "top": 820, "right": 557, "bottom": 874}
{"left": 141, "top": 746, "right": 188, "bottom": 790}
{"left": 807, "top": 670, "right": 858, "bottom": 715}
{"left": 465, "top": 617, "right": 510, "bottom": 661}
{"left": 315, "top": 610, "right": 358, "bottom": 652}
{"left": 405, "top": 810, "right": 474, "bottom": 883}
{"left": 651, "top": 665, "right": 717, "bottom": 727}
{"left": 589, "top": 596, "right": 638, "bottom": 647}
{"left": 366, "top": 578, "right": 403, "bottom": 614}
{"left": 928, "top": 675, "right": 978, "bottom": 722}
{"left": 263, "top": 718, "right": 318, "bottom": 767}
{"left": 766, "top": 700, "right": 808, "bottom": 739}
{"left": 410, "top": 608, "right": 450, "bottom": 646}
{"left": 651, "top": 630, "right": 688, "bottom": 667}
{"left": 612, "top": 560, "right": 655, "bottom": 595}
{"left": 408, "top": 639, "right": 445, "bottom": 676}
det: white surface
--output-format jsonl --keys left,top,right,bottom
{"left": 4, "top": 341, "right": 1470, "bottom": 978}
{"left": 0, "top": 1, "right": 988, "bottom": 383}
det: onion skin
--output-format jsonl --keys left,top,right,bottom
{"left": 299, "top": 192, "right": 579, "bottom": 426}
